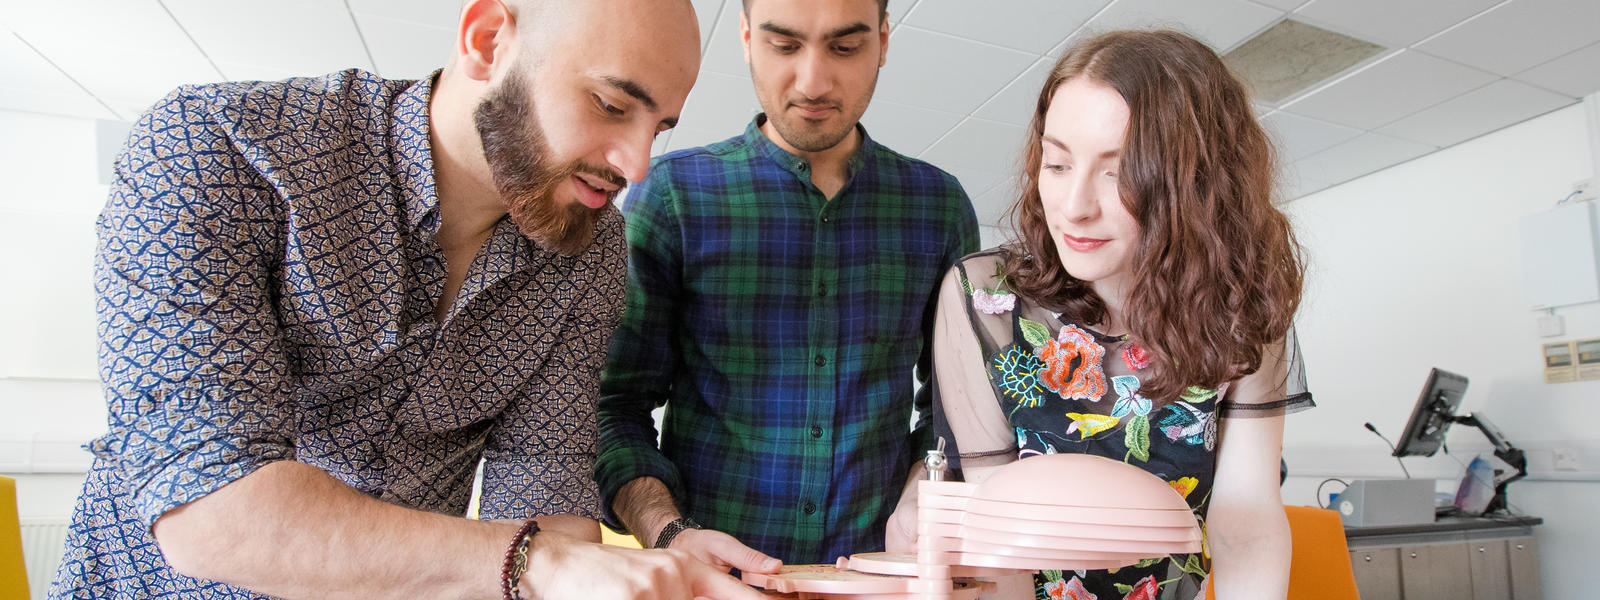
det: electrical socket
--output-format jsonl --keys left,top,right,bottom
{"left": 1553, "top": 447, "right": 1580, "bottom": 471}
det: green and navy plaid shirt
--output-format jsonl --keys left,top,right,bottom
{"left": 596, "top": 116, "right": 979, "bottom": 563}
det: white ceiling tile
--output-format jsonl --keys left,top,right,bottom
{"left": 1252, "top": 0, "right": 1310, "bottom": 10}
{"left": 165, "top": 0, "right": 375, "bottom": 77}
{"left": 1292, "top": 132, "right": 1435, "bottom": 187}
{"left": 860, "top": 100, "right": 963, "bottom": 156}
{"left": 1282, "top": 50, "right": 1495, "bottom": 129}
{"left": 876, "top": 27, "right": 1034, "bottom": 115}
{"left": 351, "top": 15, "right": 453, "bottom": 80}
{"left": 973, "top": 57, "right": 1053, "bottom": 127}
{"left": 1292, "top": 0, "right": 1501, "bottom": 48}
{"left": 1378, "top": 79, "right": 1576, "bottom": 148}
{"left": 677, "top": 72, "right": 761, "bottom": 134}
{"left": 1056, "top": 0, "right": 1284, "bottom": 56}
{"left": 3, "top": 0, "right": 222, "bottom": 120}
{"left": 900, "top": 0, "right": 1108, "bottom": 55}
{"left": 691, "top": 0, "right": 725, "bottom": 50}
{"left": 1260, "top": 111, "right": 1363, "bottom": 161}
{"left": 700, "top": 0, "right": 749, "bottom": 78}
{"left": 1276, "top": 161, "right": 1332, "bottom": 201}
{"left": 943, "top": 167, "right": 1005, "bottom": 200}
{"left": 1514, "top": 42, "right": 1600, "bottom": 99}
{"left": 212, "top": 62, "right": 306, "bottom": 85}
{"left": 0, "top": 31, "right": 114, "bottom": 120}
{"left": 1416, "top": 0, "right": 1600, "bottom": 77}
{"left": 974, "top": 178, "right": 1022, "bottom": 226}
{"left": 887, "top": 0, "right": 916, "bottom": 23}
{"left": 346, "top": 0, "right": 459, "bottom": 28}
{"left": 918, "top": 118, "right": 1026, "bottom": 174}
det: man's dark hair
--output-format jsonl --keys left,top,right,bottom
{"left": 741, "top": 0, "right": 889, "bottom": 22}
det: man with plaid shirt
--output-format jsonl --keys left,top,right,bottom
{"left": 594, "top": 0, "right": 978, "bottom": 570}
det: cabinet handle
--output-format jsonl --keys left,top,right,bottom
{"left": 1409, "top": 552, "right": 1418, "bottom": 558}
{"left": 1516, "top": 544, "right": 1525, "bottom": 550}
{"left": 1364, "top": 555, "right": 1372, "bottom": 562}
{"left": 1478, "top": 547, "right": 1486, "bottom": 553}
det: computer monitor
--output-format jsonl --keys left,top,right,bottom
{"left": 1392, "top": 368, "right": 1469, "bottom": 458}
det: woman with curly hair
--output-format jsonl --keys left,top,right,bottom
{"left": 885, "top": 30, "right": 1313, "bottom": 600}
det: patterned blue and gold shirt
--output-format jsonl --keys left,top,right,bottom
{"left": 50, "top": 69, "right": 623, "bottom": 598}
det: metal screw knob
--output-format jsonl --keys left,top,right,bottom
{"left": 924, "top": 437, "right": 948, "bottom": 482}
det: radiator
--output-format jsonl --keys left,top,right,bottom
{"left": 19, "top": 518, "right": 68, "bottom": 600}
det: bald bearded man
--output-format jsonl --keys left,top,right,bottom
{"left": 48, "top": 1, "right": 761, "bottom": 599}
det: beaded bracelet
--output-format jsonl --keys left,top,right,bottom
{"left": 500, "top": 519, "right": 540, "bottom": 600}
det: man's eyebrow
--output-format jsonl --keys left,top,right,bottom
{"left": 759, "top": 22, "right": 801, "bottom": 38}
{"left": 602, "top": 76, "right": 657, "bottom": 112}
{"left": 758, "top": 21, "right": 872, "bottom": 41}
{"left": 824, "top": 23, "right": 871, "bottom": 40}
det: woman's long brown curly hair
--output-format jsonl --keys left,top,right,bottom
{"left": 1002, "top": 30, "right": 1305, "bottom": 404}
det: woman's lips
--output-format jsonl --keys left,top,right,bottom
{"left": 1062, "top": 234, "right": 1110, "bottom": 252}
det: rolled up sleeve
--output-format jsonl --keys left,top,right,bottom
{"left": 90, "top": 88, "right": 297, "bottom": 528}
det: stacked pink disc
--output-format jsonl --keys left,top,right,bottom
{"left": 741, "top": 454, "right": 1200, "bottom": 599}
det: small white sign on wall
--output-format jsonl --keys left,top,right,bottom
{"left": 1519, "top": 201, "right": 1600, "bottom": 310}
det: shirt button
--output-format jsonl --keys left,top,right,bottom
{"left": 810, "top": 425, "right": 823, "bottom": 438}
{"left": 803, "top": 501, "right": 817, "bottom": 515}
{"left": 814, "top": 355, "right": 826, "bottom": 367}
{"left": 817, "top": 284, "right": 828, "bottom": 298}
{"left": 821, "top": 215, "right": 831, "bottom": 224}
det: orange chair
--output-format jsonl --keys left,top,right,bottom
{"left": 1206, "top": 505, "right": 1359, "bottom": 599}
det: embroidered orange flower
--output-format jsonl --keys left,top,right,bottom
{"left": 1038, "top": 325, "right": 1107, "bottom": 401}
{"left": 1168, "top": 476, "right": 1198, "bottom": 499}
{"left": 1046, "top": 576, "right": 1097, "bottom": 600}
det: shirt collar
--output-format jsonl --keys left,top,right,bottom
{"left": 390, "top": 70, "right": 442, "bottom": 237}
{"left": 744, "top": 114, "right": 877, "bottom": 182}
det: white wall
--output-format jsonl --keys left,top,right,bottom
{"left": 1280, "top": 103, "right": 1598, "bottom": 600}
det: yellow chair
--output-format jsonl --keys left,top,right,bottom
{"left": 1207, "top": 505, "right": 1359, "bottom": 599}
{"left": 1, "top": 475, "right": 29, "bottom": 600}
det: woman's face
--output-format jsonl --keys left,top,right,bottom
{"left": 1038, "top": 76, "right": 1141, "bottom": 299}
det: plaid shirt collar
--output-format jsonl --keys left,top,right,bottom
{"left": 744, "top": 114, "right": 876, "bottom": 184}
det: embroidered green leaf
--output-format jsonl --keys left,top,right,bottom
{"left": 1041, "top": 569, "right": 1063, "bottom": 581}
{"left": 1115, "top": 583, "right": 1134, "bottom": 594}
{"left": 1178, "top": 554, "right": 1207, "bottom": 576}
{"left": 1181, "top": 386, "right": 1217, "bottom": 403}
{"left": 1135, "top": 557, "right": 1164, "bottom": 568}
{"left": 961, "top": 274, "right": 974, "bottom": 295}
{"left": 1020, "top": 318, "right": 1051, "bottom": 347}
{"left": 1125, "top": 414, "right": 1151, "bottom": 462}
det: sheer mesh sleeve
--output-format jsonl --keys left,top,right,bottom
{"left": 1217, "top": 326, "right": 1315, "bottom": 418}
{"left": 930, "top": 254, "right": 1018, "bottom": 477}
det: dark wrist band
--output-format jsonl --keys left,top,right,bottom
{"left": 501, "top": 519, "right": 540, "bottom": 600}
{"left": 653, "top": 516, "right": 701, "bottom": 549}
